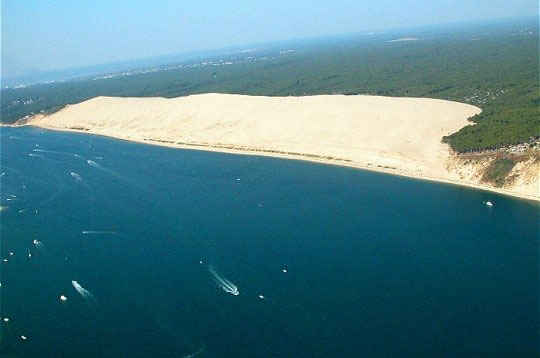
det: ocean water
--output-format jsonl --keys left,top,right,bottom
{"left": 0, "top": 126, "right": 538, "bottom": 357}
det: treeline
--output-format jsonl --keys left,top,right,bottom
{"left": 442, "top": 86, "right": 539, "bottom": 151}
{"left": 2, "top": 19, "right": 538, "bottom": 152}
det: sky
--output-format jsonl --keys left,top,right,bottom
{"left": 1, "top": 0, "right": 538, "bottom": 77}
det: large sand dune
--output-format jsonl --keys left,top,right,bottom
{"left": 22, "top": 94, "right": 539, "bottom": 200}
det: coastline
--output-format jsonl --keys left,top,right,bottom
{"left": 13, "top": 122, "right": 539, "bottom": 202}
{"left": 6, "top": 93, "right": 538, "bottom": 202}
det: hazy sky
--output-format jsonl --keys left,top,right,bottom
{"left": 2, "top": 0, "right": 538, "bottom": 76}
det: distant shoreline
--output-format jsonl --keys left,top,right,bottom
{"left": 9, "top": 127, "right": 536, "bottom": 202}
{"left": 12, "top": 93, "right": 539, "bottom": 202}
{"left": 14, "top": 123, "right": 539, "bottom": 201}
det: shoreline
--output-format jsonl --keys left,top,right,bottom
{"left": 14, "top": 122, "right": 539, "bottom": 202}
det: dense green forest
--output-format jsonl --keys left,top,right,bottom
{"left": 2, "top": 19, "right": 538, "bottom": 152}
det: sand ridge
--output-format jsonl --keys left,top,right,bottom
{"left": 22, "top": 93, "right": 539, "bottom": 201}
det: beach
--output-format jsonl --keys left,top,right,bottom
{"left": 19, "top": 93, "right": 539, "bottom": 200}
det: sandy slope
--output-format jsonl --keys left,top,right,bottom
{"left": 22, "top": 94, "right": 539, "bottom": 200}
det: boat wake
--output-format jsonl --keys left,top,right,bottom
{"left": 87, "top": 160, "right": 118, "bottom": 176}
{"left": 34, "top": 148, "right": 81, "bottom": 157}
{"left": 72, "top": 280, "right": 96, "bottom": 304}
{"left": 70, "top": 172, "right": 82, "bottom": 180}
{"left": 209, "top": 264, "right": 239, "bottom": 296}
{"left": 87, "top": 160, "right": 102, "bottom": 169}
{"left": 33, "top": 239, "right": 45, "bottom": 250}
{"left": 181, "top": 346, "right": 205, "bottom": 358}
{"left": 82, "top": 230, "right": 117, "bottom": 235}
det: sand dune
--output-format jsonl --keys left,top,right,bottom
{"left": 22, "top": 94, "right": 538, "bottom": 200}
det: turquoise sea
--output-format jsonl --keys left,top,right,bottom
{"left": 1, "top": 126, "right": 538, "bottom": 357}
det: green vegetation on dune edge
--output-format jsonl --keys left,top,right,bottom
{"left": 1, "top": 20, "right": 538, "bottom": 152}
{"left": 482, "top": 157, "right": 517, "bottom": 187}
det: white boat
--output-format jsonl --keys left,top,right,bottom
{"left": 486, "top": 201, "right": 493, "bottom": 207}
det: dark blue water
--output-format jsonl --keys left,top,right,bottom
{"left": 1, "top": 126, "right": 538, "bottom": 357}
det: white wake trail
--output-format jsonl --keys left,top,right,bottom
{"left": 87, "top": 160, "right": 101, "bottom": 168}
{"left": 86, "top": 160, "right": 123, "bottom": 178}
{"left": 181, "top": 347, "right": 205, "bottom": 358}
{"left": 33, "top": 239, "right": 45, "bottom": 250}
{"left": 209, "top": 265, "right": 239, "bottom": 296}
{"left": 70, "top": 172, "right": 82, "bottom": 180}
{"left": 34, "top": 149, "right": 82, "bottom": 157}
{"left": 82, "top": 230, "right": 117, "bottom": 235}
{"left": 72, "top": 280, "right": 96, "bottom": 304}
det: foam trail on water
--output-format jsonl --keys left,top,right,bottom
{"left": 209, "top": 264, "right": 239, "bottom": 296}
{"left": 70, "top": 172, "right": 82, "bottom": 180}
{"left": 182, "top": 347, "right": 205, "bottom": 358}
{"left": 33, "top": 148, "right": 81, "bottom": 157}
{"left": 86, "top": 160, "right": 120, "bottom": 177}
{"left": 86, "top": 159, "right": 146, "bottom": 193}
{"left": 28, "top": 153, "right": 44, "bottom": 158}
{"left": 33, "top": 239, "right": 45, "bottom": 249}
{"left": 87, "top": 160, "right": 101, "bottom": 168}
{"left": 72, "top": 280, "right": 96, "bottom": 304}
{"left": 82, "top": 230, "right": 117, "bottom": 235}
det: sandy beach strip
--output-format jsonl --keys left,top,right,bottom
{"left": 17, "top": 93, "right": 539, "bottom": 201}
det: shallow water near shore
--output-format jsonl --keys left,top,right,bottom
{"left": 1, "top": 126, "right": 538, "bottom": 357}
